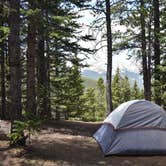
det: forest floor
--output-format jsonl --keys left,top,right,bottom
{"left": 1, "top": 120, "right": 166, "bottom": 166}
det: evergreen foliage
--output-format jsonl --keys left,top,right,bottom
{"left": 112, "top": 68, "right": 123, "bottom": 109}
{"left": 9, "top": 112, "right": 41, "bottom": 146}
{"left": 80, "top": 72, "right": 143, "bottom": 121}
{"left": 112, "top": 68, "right": 143, "bottom": 109}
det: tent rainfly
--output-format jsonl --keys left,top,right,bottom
{"left": 93, "top": 100, "right": 166, "bottom": 155}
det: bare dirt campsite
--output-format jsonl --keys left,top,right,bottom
{"left": 0, "top": 120, "right": 166, "bottom": 166}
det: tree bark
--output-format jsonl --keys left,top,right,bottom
{"left": 45, "top": 6, "right": 51, "bottom": 116}
{"left": 105, "top": 0, "right": 113, "bottom": 114}
{"left": 0, "top": 0, "right": 6, "bottom": 119}
{"left": 26, "top": 1, "right": 36, "bottom": 115}
{"left": 153, "top": 0, "right": 161, "bottom": 105}
{"left": 8, "top": 0, "right": 22, "bottom": 120}
{"left": 37, "top": 15, "right": 50, "bottom": 119}
{"left": 140, "top": 0, "right": 151, "bottom": 100}
{"left": 46, "top": 34, "right": 51, "bottom": 115}
{"left": 147, "top": 13, "right": 152, "bottom": 101}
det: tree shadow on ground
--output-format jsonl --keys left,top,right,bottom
{"left": 24, "top": 120, "right": 166, "bottom": 166}
{"left": 42, "top": 120, "right": 101, "bottom": 137}
{"left": 25, "top": 132, "right": 111, "bottom": 165}
{"left": 25, "top": 130, "right": 166, "bottom": 166}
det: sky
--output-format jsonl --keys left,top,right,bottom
{"left": 77, "top": 7, "right": 141, "bottom": 74}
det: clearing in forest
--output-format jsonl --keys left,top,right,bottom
{"left": 0, "top": 120, "right": 166, "bottom": 166}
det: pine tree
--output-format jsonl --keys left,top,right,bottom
{"left": 0, "top": 0, "right": 7, "bottom": 119}
{"left": 96, "top": 77, "right": 106, "bottom": 118}
{"left": 36, "top": 1, "right": 49, "bottom": 119}
{"left": 116, "top": 0, "right": 152, "bottom": 101}
{"left": 26, "top": 0, "right": 37, "bottom": 115}
{"left": 8, "top": 0, "right": 22, "bottom": 120}
{"left": 153, "top": 0, "right": 161, "bottom": 105}
{"left": 121, "top": 76, "right": 131, "bottom": 102}
{"left": 105, "top": 0, "right": 113, "bottom": 113}
{"left": 160, "top": 64, "right": 166, "bottom": 109}
{"left": 112, "top": 68, "right": 122, "bottom": 109}
{"left": 159, "top": 0, "right": 166, "bottom": 109}
{"left": 131, "top": 80, "right": 142, "bottom": 100}
{"left": 64, "top": 64, "right": 84, "bottom": 119}
{"left": 83, "top": 87, "right": 97, "bottom": 121}
{"left": 140, "top": 0, "right": 150, "bottom": 100}
{"left": 90, "top": 0, "right": 125, "bottom": 113}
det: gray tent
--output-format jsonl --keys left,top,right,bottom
{"left": 93, "top": 100, "right": 166, "bottom": 155}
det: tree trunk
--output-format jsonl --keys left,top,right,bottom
{"left": 105, "top": 0, "right": 113, "bottom": 114}
{"left": 37, "top": 18, "right": 50, "bottom": 119}
{"left": 46, "top": 35, "right": 51, "bottom": 115}
{"left": 153, "top": 0, "right": 161, "bottom": 105}
{"left": 26, "top": 1, "right": 36, "bottom": 115}
{"left": 0, "top": 0, "right": 6, "bottom": 119}
{"left": 140, "top": 0, "right": 150, "bottom": 100}
{"left": 46, "top": 7, "right": 51, "bottom": 116}
{"left": 147, "top": 13, "right": 152, "bottom": 101}
{"left": 8, "top": 0, "right": 22, "bottom": 120}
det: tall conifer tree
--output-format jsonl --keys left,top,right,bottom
{"left": 8, "top": 0, "right": 22, "bottom": 120}
{"left": 26, "top": 0, "right": 37, "bottom": 115}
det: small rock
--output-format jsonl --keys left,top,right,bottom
{"left": 122, "top": 160, "right": 131, "bottom": 165}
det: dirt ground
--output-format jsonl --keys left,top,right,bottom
{"left": 1, "top": 120, "right": 166, "bottom": 166}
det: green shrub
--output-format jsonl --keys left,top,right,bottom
{"left": 9, "top": 112, "right": 41, "bottom": 146}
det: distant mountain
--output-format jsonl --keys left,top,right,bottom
{"left": 82, "top": 69, "right": 143, "bottom": 88}
{"left": 82, "top": 70, "right": 106, "bottom": 81}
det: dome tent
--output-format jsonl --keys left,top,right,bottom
{"left": 93, "top": 100, "right": 166, "bottom": 155}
